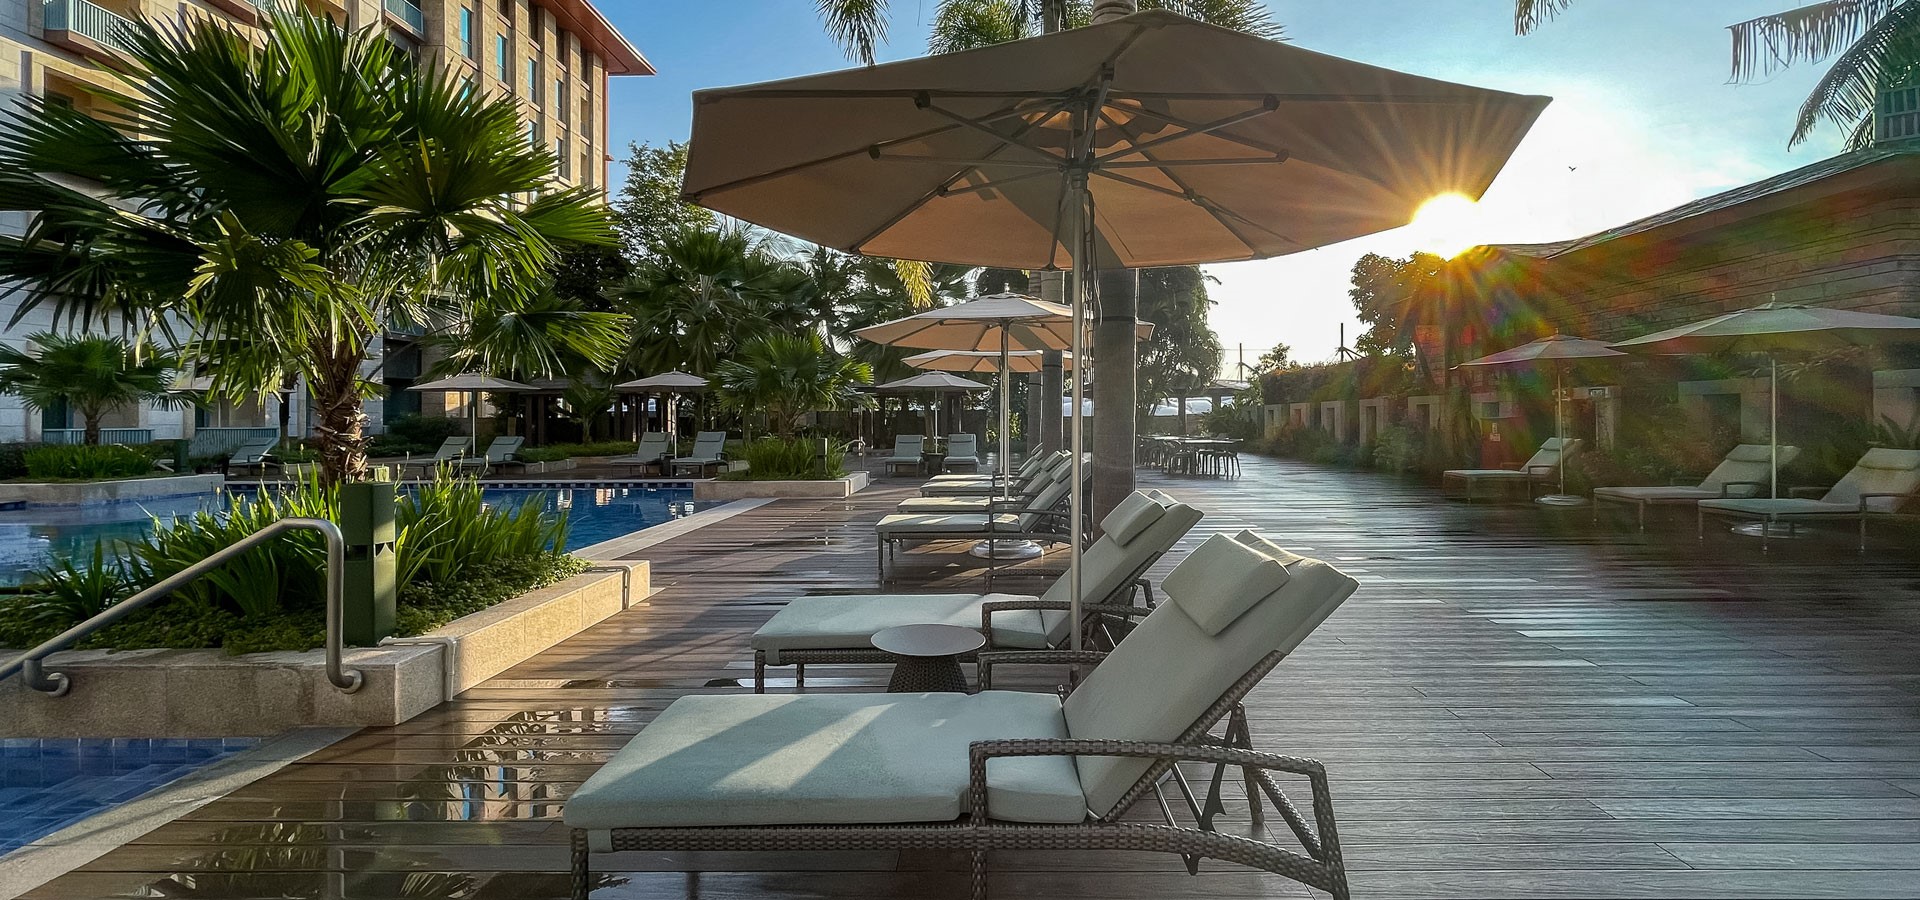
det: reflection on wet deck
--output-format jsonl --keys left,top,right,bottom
{"left": 21, "top": 456, "right": 1920, "bottom": 899}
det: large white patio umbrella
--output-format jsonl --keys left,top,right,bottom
{"left": 1613, "top": 302, "right": 1920, "bottom": 505}
{"left": 903, "top": 349, "right": 1077, "bottom": 374}
{"left": 684, "top": 9, "right": 1549, "bottom": 652}
{"left": 874, "top": 371, "right": 990, "bottom": 437}
{"left": 615, "top": 371, "right": 709, "bottom": 450}
{"left": 1457, "top": 334, "right": 1626, "bottom": 506}
{"left": 408, "top": 374, "right": 533, "bottom": 441}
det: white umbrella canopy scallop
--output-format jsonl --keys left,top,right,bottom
{"left": 408, "top": 374, "right": 534, "bottom": 442}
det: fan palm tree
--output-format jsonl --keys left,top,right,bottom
{"left": 0, "top": 334, "right": 179, "bottom": 445}
{"left": 608, "top": 227, "right": 802, "bottom": 376}
{"left": 1516, "top": 0, "right": 1920, "bottom": 148}
{"left": 0, "top": 10, "right": 625, "bottom": 484}
{"left": 714, "top": 334, "right": 873, "bottom": 437}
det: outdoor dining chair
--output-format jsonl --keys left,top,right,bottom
{"left": 1698, "top": 447, "right": 1920, "bottom": 550}
{"left": 564, "top": 532, "right": 1359, "bottom": 900}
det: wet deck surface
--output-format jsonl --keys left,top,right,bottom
{"left": 21, "top": 455, "right": 1920, "bottom": 899}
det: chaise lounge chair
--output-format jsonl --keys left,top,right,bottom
{"left": 752, "top": 490, "right": 1203, "bottom": 691}
{"left": 609, "top": 432, "right": 673, "bottom": 474}
{"left": 1593, "top": 443, "right": 1799, "bottom": 530}
{"left": 944, "top": 433, "right": 982, "bottom": 473}
{"left": 1698, "top": 447, "right": 1920, "bottom": 550}
{"left": 882, "top": 434, "right": 926, "bottom": 476}
{"left": 453, "top": 435, "right": 525, "bottom": 476}
{"left": 1441, "top": 437, "right": 1582, "bottom": 502}
{"left": 564, "top": 531, "right": 1359, "bottom": 900}
{"left": 222, "top": 435, "right": 280, "bottom": 477}
{"left": 896, "top": 456, "right": 1072, "bottom": 515}
{"left": 875, "top": 462, "right": 1081, "bottom": 583}
{"left": 670, "top": 431, "right": 728, "bottom": 477}
{"left": 403, "top": 437, "right": 472, "bottom": 476}
{"left": 919, "top": 450, "right": 1067, "bottom": 497}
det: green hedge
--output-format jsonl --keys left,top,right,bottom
{"left": 517, "top": 441, "right": 639, "bottom": 463}
{"left": 21, "top": 444, "right": 157, "bottom": 480}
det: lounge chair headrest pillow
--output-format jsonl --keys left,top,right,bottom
{"left": 1725, "top": 444, "right": 1773, "bottom": 463}
{"left": 1100, "top": 491, "right": 1170, "bottom": 547}
{"left": 1162, "top": 533, "right": 1290, "bottom": 636}
{"left": 1229, "top": 529, "right": 1306, "bottom": 567}
{"left": 1858, "top": 448, "right": 1920, "bottom": 471}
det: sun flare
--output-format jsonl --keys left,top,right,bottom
{"left": 1410, "top": 193, "right": 1482, "bottom": 259}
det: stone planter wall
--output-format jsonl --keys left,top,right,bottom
{"left": 0, "top": 474, "right": 223, "bottom": 507}
{"left": 0, "top": 562, "right": 648, "bottom": 738}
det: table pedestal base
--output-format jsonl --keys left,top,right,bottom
{"left": 887, "top": 656, "right": 970, "bottom": 693}
{"left": 970, "top": 539, "right": 1044, "bottom": 560}
{"left": 1535, "top": 494, "right": 1589, "bottom": 507}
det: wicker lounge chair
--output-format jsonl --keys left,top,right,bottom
{"left": 609, "top": 432, "right": 672, "bottom": 474}
{"left": 1593, "top": 443, "right": 1799, "bottom": 530}
{"left": 1441, "top": 437, "right": 1582, "bottom": 502}
{"left": 1698, "top": 448, "right": 1920, "bottom": 550}
{"left": 565, "top": 532, "right": 1358, "bottom": 900}
{"left": 944, "top": 433, "right": 982, "bottom": 472}
{"left": 875, "top": 463, "right": 1082, "bottom": 583}
{"left": 882, "top": 434, "right": 927, "bottom": 476}
{"left": 403, "top": 437, "right": 471, "bottom": 476}
{"left": 453, "top": 435, "right": 524, "bottom": 475}
{"left": 670, "top": 431, "right": 728, "bottom": 477}
{"left": 222, "top": 435, "right": 280, "bottom": 476}
{"left": 752, "top": 490, "right": 1202, "bottom": 691}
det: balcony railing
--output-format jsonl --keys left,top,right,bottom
{"left": 40, "top": 428, "right": 154, "bottom": 445}
{"left": 42, "top": 0, "right": 137, "bottom": 56}
{"left": 384, "top": 0, "right": 424, "bottom": 34}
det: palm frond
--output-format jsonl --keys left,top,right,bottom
{"left": 930, "top": 0, "right": 1031, "bottom": 53}
{"left": 1785, "top": 0, "right": 1920, "bottom": 145}
{"left": 819, "top": 0, "right": 893, "bottom": 65}
{"left": 1730, "top": 0, "right": 1908, "bottom": 81}
{"left": 1143, "top": 0, "right": 1283, "bottom": 39}
{"left": 1513, "top": 0, "right": 1575, "bottom": 35}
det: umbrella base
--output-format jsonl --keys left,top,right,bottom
{"left": 1534, "top": 494, "right": 1589, "bottom": 508}
{"left": 970, "top": 539, "right": 1045, "bottom": 560}
{"left": 1730, "top": 522, "right": 1812, "bottom": 540}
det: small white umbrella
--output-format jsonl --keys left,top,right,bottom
{"left": 614, "top": 372, "right": 710, "bottom": 450}
{"left": 408, "top": 374, "right": 533, "bottom": 442}
{"left": 1457, "top": 333, "right": 1627, "bottom": 506}
{"left": 874, "top": 371, "right": 991, "bottom": 436}
{"left": 1613, "top": 302, "right": 1920, "bottom": 502}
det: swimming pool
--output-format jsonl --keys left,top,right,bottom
{"left": 0, "top": 486, "right": 715, "bottom": 585}
{"left": 0, "top": 738, "right": 258, "bottom": 856}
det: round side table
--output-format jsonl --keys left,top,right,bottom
{"left": 870, "top": 623, "right": 986, "bottom": 693}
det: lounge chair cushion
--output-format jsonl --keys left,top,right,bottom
{"left": 1443, "top": 468, "right": 1533, "bottom": 480}
{"left": 896, "top": 496, "right": 997, "bottom": 514}
{"left": 1160, "top": 533, "right": 1289, "bottom": 635}
{"left": 876, "top": 512, "right": 1025, "bottom": 535}
{"left": 1063, "top": 538, "right": 1356, "bottom": 815}
{"left": 1100, "top": 491, "right": 1168, "bottom": 547}
{"left": 751, "top": 593, "right": 1046, "bottom": 664}
{"left": 1827, "top": 448, "right": 1920, "bottom": 511}
{"left": 1699, "top": 498, "right": 1865, "bottom": 517}
{"left": 1229, "top": 529, "right": 1306, "bottom": 566}
{"left": 1593, "top": 485, "right": 1724, "bottom": 503}
{"left": 565, "top": 692, "right": 1085, "bottom": 843}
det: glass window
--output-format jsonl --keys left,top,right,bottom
{"left": 580, "top": 96, "right": 592, "bottom": 144}
{"left": 459, "top": 8, "right": 475, "bottom": 58}
{"left": 557, "top": 139, "right": 569, "bottom": 178}
{"left": 527, "top": 58, "right": 540, "bottom": 105}
{"left": 555, "top": 78, "right": 567, "bottom": 123}
{"left": 495, "top": 35, "right": 509, "bottom": 81}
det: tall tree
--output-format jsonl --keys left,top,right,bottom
{"left": 608, "top": 227, "right": 793, "bottom": 377}
{"left": 1517, "top": 0, "right": 1920, "bottom": 148}
{"left": 613, "top": 141, "right": 716, "bottom": 260}
{"left": 0, "top": 10, "right": 625, "bottom": 484}
{"left": 0, "top": 334, "right": 178, "bottom": 445}
{"left": 715, "top": 333, "right": 873, "bottom": 437}
{"left": 1134, "top": 267, "right": 1224, "bottom": 413}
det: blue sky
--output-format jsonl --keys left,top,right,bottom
{"left": 596, "top": 1, "right": 1845, "bottom": 366}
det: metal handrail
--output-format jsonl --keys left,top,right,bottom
{"left": 0, "top": 518, "right": 363, "bottom": 697}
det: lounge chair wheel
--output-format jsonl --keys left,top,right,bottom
{"left": 753, "top": 652, "right": 766, "bottom": 694}
{"left": 794, "top": 662, "right": 806, "bottom": 690}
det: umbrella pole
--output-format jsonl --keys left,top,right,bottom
{"left": 1536, "top": 361, "right": 1588, "bottom": 507}
{"left": 1770, "top": 355, "right": 1779, "bottom": 499}
{"left": 999, "top": 326, "right": 1012, "bottom": 499}
{"left": 1067, "top": 172, "right": 1089, "bottom": 657}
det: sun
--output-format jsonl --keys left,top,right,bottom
{"left": 1410, "top": 193, "right": 1482, "bottom": 259}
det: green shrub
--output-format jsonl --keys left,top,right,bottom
{"left": 0, "top": 443, "right": 27, "bottom": 479}
{"left": 386, "top": 415, "right": 464, "bottom": 448}
{"left": 22, "top": 444, "right": 157, "bottom": 480}
{"left": 725, "top": 436, "right": 846, "bottom": 480}
{"left": 517, "top": 441, "right": 639, "bottom": 463}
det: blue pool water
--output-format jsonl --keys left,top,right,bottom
{"left": 0, "top": 486, "right": 713, "bottom": 584}
{"left": 0, "top": 738, "right": 258, "bottom": 855}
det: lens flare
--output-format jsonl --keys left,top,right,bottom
{"left": 1411, "top": 193, "right": 1481, "bottom": 259}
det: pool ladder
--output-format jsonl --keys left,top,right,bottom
{"left": 0, "top": 518, "right": 364, "bottom": 697}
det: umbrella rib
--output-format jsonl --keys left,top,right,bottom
{"left": 936, "top": 167, "right": 1063, "bottom": 198}
{"left": 1117, "top": 103, "right": 1293, "bottom": 160}
{"left": 1090, "top": 101, "right": 1282, "bottom": 165}
{"left": 683, "top": 120, "right": 976, "bottom": 201}
{"left": 1090, "top": 168, "right": 1298, "bottom": 247}
{"left": 917, "top": 101, "right": 1069, "bottom": 165}
{"left": 1093, "top": 108, "right": 1262, "bottom": 257}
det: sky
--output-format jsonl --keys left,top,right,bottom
{"left": 593, "top": 1, "right": 1848, "bottom": 370}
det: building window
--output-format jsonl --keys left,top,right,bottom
{"left": 495, "top": 34, "right": 509, "bottom": 81}
{"left": 527, "top": 58, "right": 540, "bottom": 105}
{"left": 557, "top": 139, "right": 570, "bottom": 179}
{"left": 526, "top": 120, "right": 538, "bottom": 146}
{"left": 498, "top": 0, "right": 512, "bottom": 15}
{"left": 580, "top": 95, "right": 592, "bottom": 145}
{"left": 581, "top": 151, "right": 593, "bottom": 185}
{"left": 459, "top": 79, "right": 476, "bottom": 102}
{"left": 459, "top": 7, "right": 475, "bottom": 58}
{"left": 529, "top": 8, "right": 542, "bottom": 40}
{"left": 555, "top": 78, "right": 567, "bottom": 125}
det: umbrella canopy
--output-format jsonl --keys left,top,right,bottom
{"left": 1611, "top": 304, "right": 1920, "bottom": 355}
{"left": 1457, "top": 333, "right": 1628, "bottom": 367}
{"left": 684, "top": 10, "right": 1548, "bottom": 269}
{"left": 409, "top": 374, "right": 534, "bottom": 393}
{"left": 904, "top": 349, "right": 1076, "bottom": 373}
{"left": 614, "top": 371, "right": 710, "bottom": 392}
{"left": 875, "top": 372, "right": 992, "bottom": 393}
{"left": 855, "top": 293, "right": 1150, "bottom": 350}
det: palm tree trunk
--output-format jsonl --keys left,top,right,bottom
{"left": 310, "top": 338, "right": 368, "bottom": 486}
{"left": 82, "top": 412, "right": 102, "bottom": 446}
{"left": 1087, "top": 0, "right": 1140, "bottom": 531}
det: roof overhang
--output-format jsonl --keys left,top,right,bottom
{"left": 547, "top": 0, "right": 654, "bottom": 76}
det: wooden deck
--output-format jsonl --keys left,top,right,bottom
{"left": 23, "top": 455, "right": 1920, "bottom": 899}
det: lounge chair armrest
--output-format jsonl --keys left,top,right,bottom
{"left": 976, "top": 649, "right": 1108, "bottom": 690}
{"left": 1858, "top": 491, "right": 1920, "bottom": 512}
{"left": 1524, "top": 464, "right": 1557, "bottom": 476}
{"left": 1788, "top": 485, "right": 1831, "bottom": 499}
{"left": 1717, "top": 480, "right": 1768, "bottom": 497}
{"left": 1133, "top": 577, "right": 1156, "bottom": 609}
